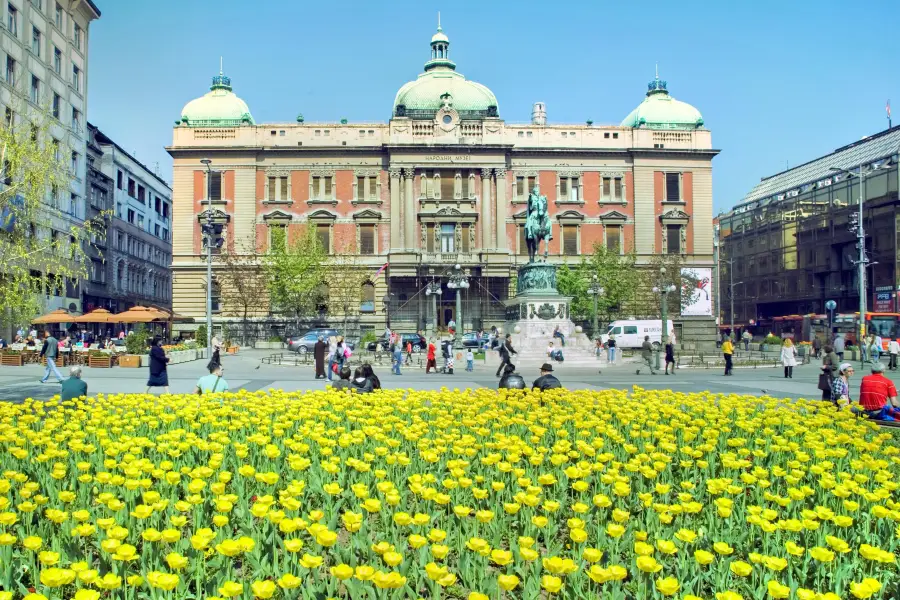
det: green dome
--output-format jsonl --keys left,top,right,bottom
{"left": 393, "top": 24, "right": 499, "bottom": 119}
{"left": 179, "top": 73, "right": 254, "bottom": 127}
{"left": 620, "top": 77, "right": 703, "bottom": 130}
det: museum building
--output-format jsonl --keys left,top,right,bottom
{"left": 167, "top": 23, "right": 718, "bottom": 342}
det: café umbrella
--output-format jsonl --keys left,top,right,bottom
{"left": 113, "top": 306, "right": 168, "bottom": 323}
{"left": 72, "top": 308, "right": 116, "bottom": 323}
{"left": 31, "top": 309, "right": 77, "bottom": 324}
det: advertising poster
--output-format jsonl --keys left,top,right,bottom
{"left": 681, "top": 268, "right": 713, "bottom": 316}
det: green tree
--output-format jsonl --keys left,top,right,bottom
{"left": 216, "top": 239, "right": 269, "bottom": 345}
{"left": 325, "top": 242, "right": 370, "bottom": 336}
{"left": 263, "top": 226, "right": 326, "bottom": 328}
{"left": 0, "top": 80, "right": 101, "bottom": 331}
{"left": 557, "top": 243, "right": 642, "bottom": 332}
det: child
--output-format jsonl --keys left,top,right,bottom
{"left": 465, "top": 348, "right": 474, "bottom": 372}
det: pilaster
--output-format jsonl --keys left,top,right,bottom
{"left": 481, "top": 168, "right": 492, "bottom": 249}
{"left": 389, "top": 168, "right": 402, "bottom": 249}
{"left": 403, "top": 168, "right": 416, "bottom": 251}
{"left": 495, "top": 168, "right": 508, "bottom": 251}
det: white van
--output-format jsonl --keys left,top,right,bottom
{"left": 599, "top": 320, "right": 676, "bottom": 349}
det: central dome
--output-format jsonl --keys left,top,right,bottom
{"left": 179, "top": 72, "right": 254, "bottom": 127}
{"left": 620, "top": 77, "right": 703, "bottom": 130}
{"left": 393, "top": 23, "right": 499, "bottom": 120}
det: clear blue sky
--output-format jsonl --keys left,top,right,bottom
{"left": 87, "top": 0, "right": 900, "bottom": 213}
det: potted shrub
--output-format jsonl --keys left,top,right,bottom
{"left": 761, "top": 334, "right": 781, "bottom": 352}
{"left": 226, "top": 339, "right": 239, "bottom": 354}
{"left": 119, "top": 325, "right": 149, "bottom": 368}
{"left": 1, "top": 351, "right": 23, "bottom": 367}
{"left": 88, "top": 351, "right": 112, "bottom": 368}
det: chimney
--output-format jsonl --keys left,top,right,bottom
{"left": 531, "top": 102, "right": 546, "bottom": 126}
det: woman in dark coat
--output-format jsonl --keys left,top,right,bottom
{"left": 361, "top": 363, "right": 381, "bottom": 390}
{"left": 313, "top": 336, "right": 328, "bottom": 379}
{"left": 146, "top": 337, "right": 170, "bottom": 394}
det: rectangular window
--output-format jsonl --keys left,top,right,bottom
{"left": 154, "top": 224, "right": 160, "bottom": 237}
{"left": 368, "top": 176, "right": 376, "bottom": 199}
{"left": 665, "top": 172, "right": 681, "bottom": 202}
{"left": 54, "top": 2, "right": 62, "bottom": 28}
{"left": 316, "top": 224, "right": 330, "bottom": 254}
{"left": 614, "top": 177, "right": 622, "bottom": 200}
{"left": 51, "top": 137, "right": 59, "bottom": 161}
{"left": 440, "top": 175, "right": 454, "bottom": 200}
{"left": 461, "top": 223, "right": 470, "bottom": 253}
{"left": 154, "top": 196, "right": 161, "bottom": 213}
{"left": 127, "top": 178, "right": 135, "bottom": 197}
{"left": 71, "top": 108, "right": 80, "bottom": 130}
{"left": 70, "top": 151, "right": 77, "bottom": 173}
{"left": 30, "top": 75, "right": 39, "bottom": 103}
{"left": 72, "top": 64, "right": 80, "bottom": 91}
{"left": 137, "top": 185, "right": 145, "bottom": 204}
{"left": 137, "top": 214, "right": 144, "bottom": 229}
{"left": 73, "top": 23, "right": 81, "bottom": 50}
{"left": 518, "top": 225, "right": 527, "bottom": 255}
{"left": 116, "top": 170, "right": 123, "bottom": 189}
{"left": 311, "top": 176, "right": 320, "bottom": 198}
{"left": 208, "top": 171, "right": 222, "bottom": 201}
{"left": 356, "top": 176, "right": 366, "bottom": 200}
{"left": 562, "top": 225, "right": 578, "bottom": 256}
{"left": 162, "top": 228, "right": 168, "bottom": 241}
{"left": 570, "top": 177, "right": 580, "bottom": 202}
{"left": 359, "top": 224, "right": 375, "bottom": 255}
{"left": 606, "top": 225, "right": 621, "bottom": 252}
{"left": 127, "top": 208, "right": 135, "bottom": 224}
{"left": 425, "top": 224, "right": 435, "bottom": 253}
{"left": 323, "top": 176, "right": 332, "bottom": 198}
{"left": 7, "top": 4, "right": 16, "bottom": 35}
{"left": 559, "top": 178, "right": 568, "bottom": 198}
{"left": 162, "top": 202, "right": 169, "bottom": 219}
{"left": 440, "top": 223, "right": 455, "bottom": 253}
{"left": 516, "top": 176, "right": 525, "bottom": 199}
{"left": 31, "top": 26, "right": 40, "bottom": 56}
{"left": 4, "top": 56, "right": 13, "bottom": 84}
{"left": 268, "top": 176, "right": 276, "bottom": 201}
{"left": 53, "top": 46, "right": 60, "bottom": 73}
{"left": 52, "top": 93, "right": 60, "bottom": 118}
{"left": 528, "top": 176, "right": 536, "bottom": 194}
{"left": 602, "top": 177, "right": 611, "bottom": 199}
{"left": 666, "top": 224, "right": 681, "bottom": 254}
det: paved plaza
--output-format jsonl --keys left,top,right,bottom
{"left": 0, "top": 349, "right": 891, "bottom": 404}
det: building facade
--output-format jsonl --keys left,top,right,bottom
{"left": 168, "top": 24, "right": 718, "bottom": 342}
{"left": 1, "top": 0, "right": 100, "bottom": 313}
{"left": 91, "top": 125, "right": 173, "bottom": 312}
{"left": 83, "top": 121, "right": 112, "bottom": 311}
{"left": 717, "top": 126, "right": 900, "bottom": 332}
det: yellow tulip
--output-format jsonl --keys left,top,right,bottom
{"left": 218, "top": 581, "right": 243, "bottom": 597}
{"left": 251, "top": 580, "right": 276, "bottom": 599}
{"left": 277, "top": 573, "right": 302, "bottom": 589}
{"left": 730, "top": 561, "right": 752, "bottom": 577}
{"left": 767, "top": 580, "right": 790, "bottom": 599}
{"left": 498, "top": 574, "right": 520, "bottom": 591}
{"left": 655, "top": 577, "right": 680, "bottom": 596}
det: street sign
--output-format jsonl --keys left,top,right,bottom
{"left": 825, "top": 300, "right": 837, "bottom": 311}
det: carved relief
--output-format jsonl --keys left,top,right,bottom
{"left": 389, "top": 168, "right": 402, "bottom": 179}
{"left": 480, "top": 168, "right": 492, "bottom": 179}
{"left": 265, "top": 168, "right": 290, "bottom": 177}
{"left": 421, "top": 224, "right": 427, "bottom": 248}
{"left": 310, "top": 169, "right": 334, "bottom": 177}
{"left": 494, "top": 168, "right": 507, "bottom": 178}
{"left": 402, "top": 167, "right": 416, "bottom": 178}
{"left": 435, "top": 207, "right": 462, "bottom": 216}
{"left": 469, "top": 224, "right": 476, "bottom": 248}
{"left": 455, "top": 223, "right": 462, "bottom": 249}
{"left": 354, "top": 169, "right": 380, "bottom": 177}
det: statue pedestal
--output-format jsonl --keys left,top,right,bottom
{"left": 503, "top": 262, "right": 575, "bottom": 354}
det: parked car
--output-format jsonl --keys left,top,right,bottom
{"left": 461, "top": 332, "right": 488, "bottom": 348}
{"left": 286, "top": 329, "right": 355, "bottom": 353}
{"left": 366, "top": 333, "right": 427, "bottom": 352}
{"left": 597, "top": 319, "right": 675, "bottom": 350}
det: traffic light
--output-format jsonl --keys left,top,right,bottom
{"left": 202, "top": 222, "right": 225, "bottom": 250}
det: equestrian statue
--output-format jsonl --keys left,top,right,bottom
{"left": 525, "top": 184, "right": 552, "bottom": 262}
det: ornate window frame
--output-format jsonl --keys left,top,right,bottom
{"left": 511, "top": 170, "right": 539, "bottom": 204}
{"left": 262, "top": 169, "right": 292, "bottom": 205}
{"left": 598, "top": 170, "right": 627, "bottom": 205}
{"left": 308, "top": 209, "right": 336, "bottom": 254}
{"left": 308, "top": 169, "right": 337, "bottom": 206}
{"left": 354, "top": 209, "right": 381, "bottom": 256}
{"left": 662, "top": 171, "right": 687, "bottom": 205}
{"left": 659, "top": 208, "right": 689, "bottom": 255}
{"left": 352, "top": 169, "right": 383, "bottom": 206}
{"left": 556, "top": 210, "right": 584, "bottom": 257}
{"left": 555, "top": 171, "right": 585, "bottom": 206}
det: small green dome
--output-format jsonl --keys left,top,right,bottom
{"left": 179, "top": 73, "right": 254, "bottom": 127}
{"left": 620, "top": 77, "right": 703, "bottom": 130}
{"left": 393, "top": 24, "right": 499, "bottom": 119}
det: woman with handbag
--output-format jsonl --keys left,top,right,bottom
{"left": 819, "top": 344, "right": 839, "bottom": 401}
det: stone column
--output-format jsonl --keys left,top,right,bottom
{"left": 480, "top": 168, "right": 492, "bottom": 250}
{"left": 403, "top": 168, "right": 416, "bottom": 250}
{"left": 389, "top": 168, "right": 402, "bottom": 249}
{"left": 495, "top": 168, "right": 508, "bottom": 250}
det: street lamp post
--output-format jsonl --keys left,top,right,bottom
{"left": 382, "top": 294, "right": 394, "bottom": 330}
{"left": 424, "top": 277, "right": 442, "bottom": 333}
{"left": 200, "top": 158, "right": 213, "bottom": 358}
{"left": 586, "top": 275, "right": 604, "bottom": 338}
{"left": 718, "top": 258, "right": 738, "bottom": 338}
{"left": 446, "top": 263, "right": 470, "bottom": 348}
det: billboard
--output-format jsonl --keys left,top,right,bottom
{"left": 681, "top": 267, "right": 713, "bottom": 316}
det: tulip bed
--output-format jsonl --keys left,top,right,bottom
{"left": 0, "top": 387, "right": 897, "bottom": 600}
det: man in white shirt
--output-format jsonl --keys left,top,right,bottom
{"left": 889, "top": 339, "right": 900, "bottom": 371}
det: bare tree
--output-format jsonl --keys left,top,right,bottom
{"left": 215, "top": 239, "right": 269, "bottom": 345}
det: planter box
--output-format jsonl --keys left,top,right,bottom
{"left": 118, "top": 355, "right": 142, "bottom": 368}
{"left": 255, "top": 341, "right": 285, "bottom": 350}
{"left": 1, "top": 354, "right": 23, "bottom": 367}
{"left": 226, "top": 346, "right": 239, "bottom": 355}
{"left": 167, "top": 349, "right": 202, "bottom": 365}
{"left": 88, "top": 355, "right": 112, "bottom": 368}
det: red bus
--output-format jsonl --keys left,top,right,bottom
{"left": 826, "top": 312, "right": 900, "bottom": 349}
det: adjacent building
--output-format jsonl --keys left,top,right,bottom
{"left": 168, "top": 23, "right": 718, "bottom": 343}
{"left": 87, "top": 124, "right": 172, "bottom": 312}
{"left": 1, "top": 0, "right": 100, "bottom": 313}
{"left": 717, "top": 125, "right": 900, "bottom": 331}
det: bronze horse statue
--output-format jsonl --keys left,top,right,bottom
{"left": 525, "top": 185, "right": 552, "bottom": 262}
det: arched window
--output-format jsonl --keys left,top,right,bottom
{"left": 360, "top": 281, "right": 375, "bottom": 313}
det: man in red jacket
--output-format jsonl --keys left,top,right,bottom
{"left": 859, "top": 362, "right": 900, "bottom": 420}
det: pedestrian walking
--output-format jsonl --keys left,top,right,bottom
{"left": 819, "top": 345, "right": 839, "bottom": 401}
{"left": 664, "top": 341, "right": 676, "bottom": 375}
{"left": 812, "top": 335, "right": 822, "bottom": 359}
{"left": 607, "top": 334, "right": 617, "bottom": 364}
{"left": 495, "top": 334, "right": 516, "bottom": 377}
{"left": 146, "top": 337, "right": 171, "bottom": 394}
{"left": 873, "top": 334, "right": 883, "bottom": 363}
{"left": 425, "top": 339, "right": 437, "bottom": 374}
{"left": 889, "top": 339, "right": 900, "bottom": 371}
{"left": 38, "top": 330, "right": 64, "bottom": 384}
{"left": 833, "top": 335, "right": 845, "bottom": 361}
{"left": 780, "top": 338, "right": 797, "bottom": 379}
{"left": 327, "top": 337, "right": 345, "bottom": 382}
{"left": 722, "top": 336, "right": 734, "bottom": 376}
{"left": 465, "top": 348, "right": 474, "bottom": 372}
{"left": 741, "top": 330, "right": 751, "bottom": 352}
{"left": 313, "top": 335, "right": 328, "bottom": 379}
{"left": 211, "top": 334, "right": 223, "bottom": 367}
{"left": 405, "top": 340, "right": 413, "bottom": 366}
{"left": 391, "top": 335, "right": 403, "bottom": 375}
{"left": 441, "top": 339, "right": 454, "bottom": 374}
{"left": 640, "top": 335, "right": 657, "bottom": 375}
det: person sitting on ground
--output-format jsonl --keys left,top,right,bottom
{"left": 195, "top": 362, "right": 229, "bottom": 395}
{"left": 553, "top": 325, "right": 566, "bottom": 347}
{"left": 498, "top": 363, "right": 526, "bottom": 389}
{"left": 351, "top": 367, "right": 373, "bottom": 393}
{"left": 546, "top": 341, "right": 564, "bottom": 362}
{"left": 858, "top": 361, "right": 900, "bottom": 420}
{"left": 331, "top": 366, "right": 353, "bottom": 391}
{"left": 60, "top": 366, "right": 88, "bottom": 401}
{"left": 361, "top": 363, "right": 381, "bottom": 390}
{"left": 532, "top": 362, "right": 562, "bottom": 392}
